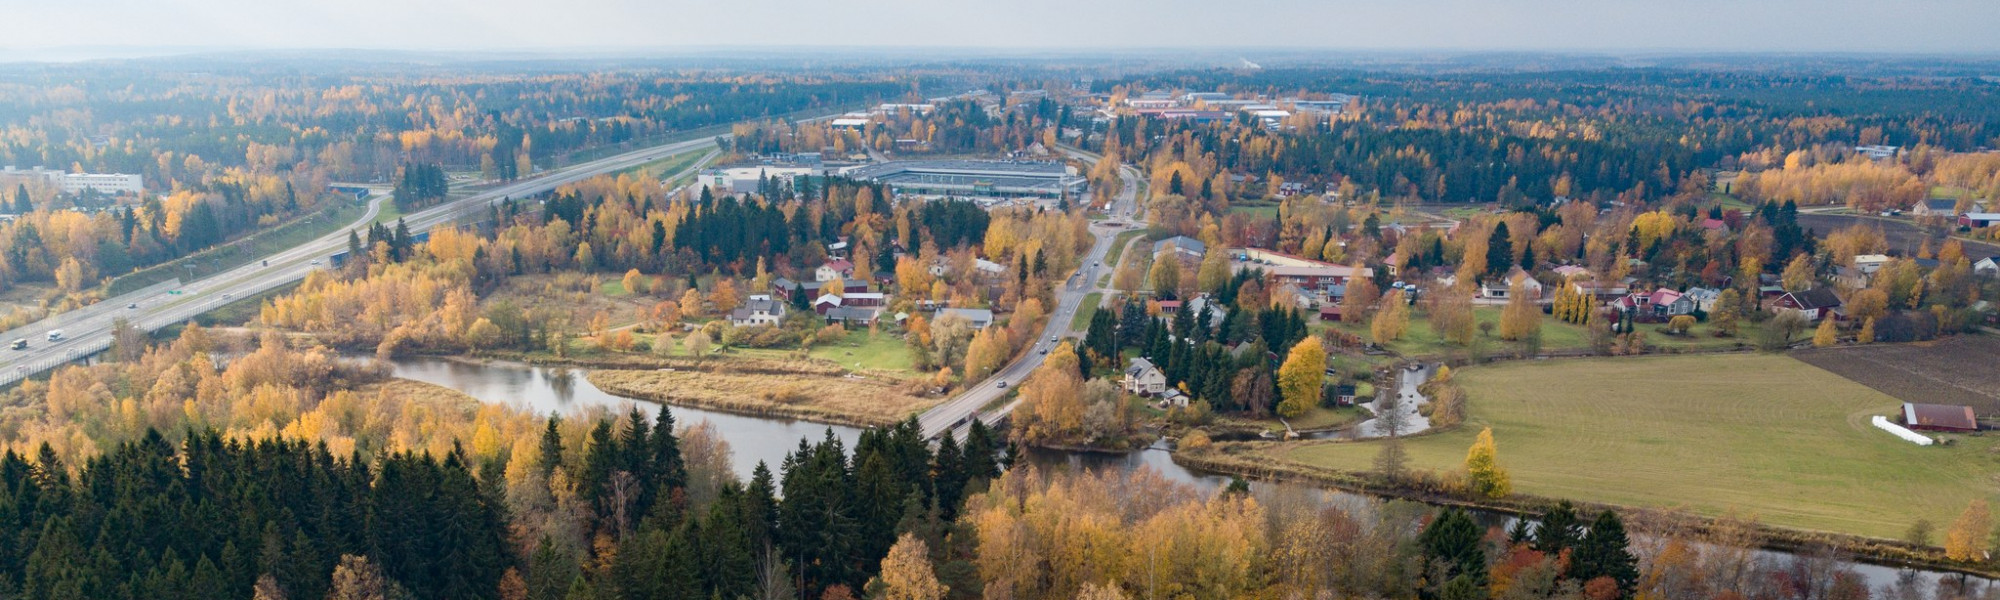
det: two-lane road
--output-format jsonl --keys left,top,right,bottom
{"left": 918, "top": 149, "right": 1143, "bottom": 439}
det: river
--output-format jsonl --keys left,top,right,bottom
{"left": 386, "top": 356, "right": 1984, "bottom": 592}
{"left": 388, "top": 357, "right": 859, "bottom": 480}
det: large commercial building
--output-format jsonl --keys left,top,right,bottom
{"left": 60, "top": 173, "right": 145, "bottom": 195}
{"left": 0, "top": 166, "right": 144, "bottom": 196}
{"left": 698, "top": 166, "right": 826, "bottom": 195}
{"left": 842, "top": 160, "right": 1085, "bottom": 199}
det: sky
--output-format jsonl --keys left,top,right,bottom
{"left": 8, "top": 0, "right": 2000, "bottom": 57}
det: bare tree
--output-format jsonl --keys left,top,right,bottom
{"left": 756, "top": 544, "right": 798, "bottom": 600}
{"left": 1373, "top": 374, "right": 1409, "bottom": 479}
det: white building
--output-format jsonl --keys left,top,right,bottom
{"left": 729, "top": 295, "right": 787, "bottom": 327}
{"left": 0, "top": 166, "right": 144, "bottom": 196}
{"left": 1123, "top": 358, "right": 1167, "bottom": 395}
{"left": 61, "top": 173, "right": 144, "bottom": 195}
{"left": 699, "top": 166, "right": 822, "bottom": 195}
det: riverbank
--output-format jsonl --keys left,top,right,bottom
{"left": 588, "top": 368, "right": 940, "bottom": 429}
{"left": 1173, "top": 444, "right": 1999, "bottom": 579}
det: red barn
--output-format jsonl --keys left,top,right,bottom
{"left": 1903, "top": 403, "right": 1978, "bottom": 432}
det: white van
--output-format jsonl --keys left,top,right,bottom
{"left": 45, "top": 330, "right": 63, "bottom": 342}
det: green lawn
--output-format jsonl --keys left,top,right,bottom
{"left": 1102, "top": 230, "right": 1147, "bottom": 272}
{"left": 372, "top": 200, "right": 407, "bottom": 226}
{"left": 599, "top": 279, "right": 631, "bottom": 297}
{"left": 1274, "top": 354, "right": 2000, "bottom": 540}
{"left": 805, "top": 331, "right": 915, "bottom": 371}
{"left": 1282, "top": 405, "right": 1368, "bottom": 432}
{"left": 618, "top": 149, "right": 710, "bottom": 180}
{"left": 1229, "top": 201, "right": 1280, "bottom": 218}
{"left": 109, "top": 199, "right": 371, "bottom": 295}
{"left": 1071, "top": 292, "right": 1103, "bottom": 331}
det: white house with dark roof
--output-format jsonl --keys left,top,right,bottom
{"left": 936, "top": 307, "right": 994, "bottom": 329}
{"left": 1975, "top": 257, "right": 1999, "bottom": 278}
{"left": 1123, "top": 358, "right": 1167, "bottom": 395}
{"left": 729, "top": 295, "right": 787, "bottom": 327}
{"left": 1683, "top": 287, "right": 1722, "bottom": 312}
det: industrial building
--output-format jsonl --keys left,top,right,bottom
{"left": 0, "top": 166, "right": 145, "bottom": 196}
{"left": 842, "top": 160, "right": 1085, "bottom": 199}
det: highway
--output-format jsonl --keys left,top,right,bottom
{"left": 917, "top": 148, "right": 1144, "bottom": 439}
{"left": 0, "top": 131, "right": 736, "bottom": 386}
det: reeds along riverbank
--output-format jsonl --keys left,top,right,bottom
{"left": 587, "top": 369, "right": 939, "bottom": 429}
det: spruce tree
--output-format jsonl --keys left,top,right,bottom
{"left": 1573, "top": 510, "right": 1639, "bottom": 594}
{"left": 1418, "top": 508, "right": 1486, "bottom": 587}
{"left": 1531, "top": 501, "right": 1584, "bottom": 556}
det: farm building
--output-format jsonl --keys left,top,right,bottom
{"left": 1902, "top": 403, "right": 1978, "bottom": 432}
{"left": 1769, "top": 288, "right": 1842, "bottom": 322}
{"left": 1229, "top": 247, "right": 1371, "bottom": 303}
{"left": 1961, "top": 213, "right": 2000, "bottom": 228}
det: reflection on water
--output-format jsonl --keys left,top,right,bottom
{"left": 1020, "top": 439, "right": 1234, "bottom": 492}
{"left": 388, "top": 357, "right": 860, "bottom": 481}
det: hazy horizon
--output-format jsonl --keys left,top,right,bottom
{"left": 10, "top": 0, "right": 2000, "bottom": 62}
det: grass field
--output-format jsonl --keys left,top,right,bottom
{"left": 617, "top": 149, "right": 710, "bottom": 180}
{"left": 1102, "top": 230, "right": 1148, "bottom": 273}
{"left": 1271, "top": 353, "right": 2000, "bottom": 539}
{"left": 803, "top": 331, "right": 915, "bottom": 372}
{"left": 599, "top": 279, "right": 631, "bottom": 297}
{"left": 1072, "top": 292, "right": 1103, "bottom": 330}
{"left": 1229, "top": 201, "right": 1281, "bottom": 218}
{"left": 372, "top": 200, "right": 405, "bottom": 226}
{"left": 1279, "top": 405, "right": 1368, "bottom": 432}
{"left": 109, "top": 198, "right": 371, "bottom": 296}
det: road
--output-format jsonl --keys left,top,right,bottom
{"left": 917, "top": 147, "right": 1145, "bottom": 439}
{"left": 0, "top": 130, "right": 739, "bottom": 385}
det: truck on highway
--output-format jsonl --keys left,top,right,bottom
{"left": 9, "top": 339, "right": 24, "bottom": 350}
{"left": 45, "top": 330, "right": 62, "bottom": 342}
